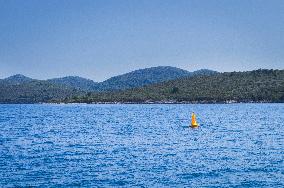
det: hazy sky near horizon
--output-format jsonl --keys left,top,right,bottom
{"left": 0, "top": 0, "right": 284, "bottom": 81}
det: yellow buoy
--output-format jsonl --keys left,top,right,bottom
{"left": 191, "top": 112, "right": 199, "bottom": 128}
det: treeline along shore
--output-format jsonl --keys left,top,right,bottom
{"left": 64, "top": 69, "right": 284, "bottom": 104}
{"left": 0, "top": 68, "right": 283, "bottom": 104}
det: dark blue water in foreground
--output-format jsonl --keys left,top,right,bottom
{"left": 0, "top": 104, "right": 283, "bottom": 187}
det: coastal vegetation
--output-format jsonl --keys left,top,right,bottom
{"left": 48, "top": 66, "right": 217, "bottom": 91}
{"left": 65, "top": 69, "right": 284, "bottom": 103}
{"left": 0, "top": 68, "right": 283, "bottom": 104}
{"left": 95, "top": 67, "right": 216, "bottom": 91}
{"left": 0, "top": 67, "right": 216, "bottom": 103}
{"left": 0, "top": 80, "right": 82, "bottom": 104}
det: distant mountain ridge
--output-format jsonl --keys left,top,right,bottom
{"left": 97, "top": 66, "right": 217, "bottom": 91}
{"left": 3, "top": 74, "right": 34, "bottom": 84}
{"left": 1, "top": 68, "right": 283, "bottom": 104}
{"left": 47, "top": 76, "right": 99, "bottom": 91}
{"left": 67, "top": 69, "right": 284, "bottom": 103}
{"left": 1, "top": 66, "right": 217, "bottom": 92}
{"left": 0, "top": 66, "right": 217, "bottom": 103}
{"left": 97, "top": 66, "right": 191, "bottom": 91}
{"left": 0, "top": 79, "right": 82, "bottom": 104}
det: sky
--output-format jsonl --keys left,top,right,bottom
{"left": 0, "top": 0, "right": 283, "bottom": 81}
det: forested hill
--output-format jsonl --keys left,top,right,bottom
{"left": 1, "top": 67, "right": 216, "bottom": 93}
{"left": 0, "top": 80, "right": 82, "bottom": 104}
{"left": 47, "top": 66, "right": 217, "bottom": 91}
{"left": 96, "top": 66, "right": 217, "bottom": 91}
{"left": 3, "top": 74, "right": 34, "bottom": 84}
{"left": 47, "top": 76, "right": 99, "bottom": 91}
{"left": 67, "top": 69, "right": 284, "bottom": 103}
{"left": 1, "top": 69, "right": 282, "bottom": 104}
{"left": 0, "top": 66, "right": 217, "bottom": 103}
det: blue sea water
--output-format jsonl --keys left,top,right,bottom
{"left": 0, "top": 104, "right": 283, "bottom": 187}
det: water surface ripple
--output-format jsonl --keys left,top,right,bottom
{"left": 0, "top": 104, "right": 283, "bottom": 187}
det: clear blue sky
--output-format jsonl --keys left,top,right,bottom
{"left": 0, "top": 0, "right": 283, "bottom": 81}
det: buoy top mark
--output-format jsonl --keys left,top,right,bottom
{"left": 191, "top": 112, "right": 199, "bottom": 128}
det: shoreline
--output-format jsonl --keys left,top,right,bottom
{"left": 1, "top": 101, "right": 282, "bottom": 105}
{"left": 51, "top": 99, "right": 282, "bottom": 104}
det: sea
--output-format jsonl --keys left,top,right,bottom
{"left": 0, "top": 104, "right": 283, "bottom": 187}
